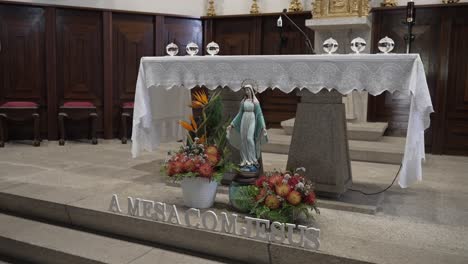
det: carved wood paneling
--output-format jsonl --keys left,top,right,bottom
{"left": 0, "top": 5, "right": 45, "bottom": 102}
{"left": 443, "top": 6, "right": 468, "bottom": 154}
{"left": 212, "top": 18, "right": 260, "bottom": 55}
{"left": 56, "top": 9, "right": 103, "bottom": 105}
{"left": 163, "top": 17, "right": 202, "bottom": 56}
{"left": 113, "top": 14, "right": 154, "bottom": 103}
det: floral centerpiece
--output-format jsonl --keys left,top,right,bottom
{"left": 230, "top": 168, "right": 319, "bottom": 223}
{"left": 163, "top": 89, "right": 236, "bottom": 208}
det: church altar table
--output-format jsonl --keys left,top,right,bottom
{"left": 131, "top": 54, "right": 433, "bottom": 188}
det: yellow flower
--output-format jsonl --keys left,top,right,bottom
{"left": 190, "top": 90, "right": 209, "bottom": 108}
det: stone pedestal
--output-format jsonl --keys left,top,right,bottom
{"left": 306, "top": 16, "right": 371, "bottom": 123}
{"left": 286, "top": 90, "right": 352, "bottom": 197}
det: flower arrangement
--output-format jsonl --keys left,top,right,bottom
{"left": 230, "top": 168, "right": 319, "bottom": 223}
{"left": 163, "top": 89, "right": 236, "bottom": 183}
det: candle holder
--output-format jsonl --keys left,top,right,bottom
{"left": 250, "top": 0, "right": 260, "bottom": 14}
{"left": 288, "top": 0, "right": 303, "bottom": 12}
{"left": 403, "top": 1, "right": 416, "bottom": 53}
{"left": 207, "top": 0, "right": 216, "bottom": 16}
{"left": 381, "top": 0, "right": 398, "bottom": 7}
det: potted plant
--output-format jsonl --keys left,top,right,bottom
{"left": 163, "top": 90, "right": 236, "bottom": 208}
{"left": 230, "top": 168, "right": 320, "bottom": 223}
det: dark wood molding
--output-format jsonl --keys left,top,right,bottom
{"left": 0, "top": 0, "right": 200, "bottom": 19}
{"left": 103, "top": 11, "right": 113, "bottom": 139}
{"left": 45, "top": 7, "right": 58, "bottom": 140}
{"left": 201, "top": 11, "right": 311, "bottom": 19}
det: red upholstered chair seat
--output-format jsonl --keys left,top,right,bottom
{"left": 62, "top": 101, "right": 95, "bottom": 108}
{"left": 0, "top": 101, "right": 38, "bottom": 108}
{"left": 122, "top": 102, "right": 134, "bottom": 109}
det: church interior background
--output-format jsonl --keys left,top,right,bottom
{"left": 0, "top": 0, "right": 467, "bottom": 263}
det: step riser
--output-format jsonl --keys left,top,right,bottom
{"left": 0, "top": 236, "right": 103, "bottom": 264}
{"left": 0, "top": 193, "right": 371, "bottom": 264}
{"left": 262, "top": 145, "right": 403, "bottom": 165}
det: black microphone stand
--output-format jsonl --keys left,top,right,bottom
{"left": 281, "top": 9, "right": 315, "bottom": 54}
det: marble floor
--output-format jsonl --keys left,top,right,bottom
{"left": 0, "top": 140, "right": 467, "bottom": 264}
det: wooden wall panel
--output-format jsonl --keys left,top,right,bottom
{"left": 0, "top": 5, "right": 45, "bottom": 103}
{"left": 56, "top": 9, "right": 103, "bottom": 105}
{"left": 56, "top": 9, "right": 103, "bottom": 137}
{"left": 163, "top": 17, "right": 202, "bottom": 56}
{"left": 369, "top": 8, "right": 441, "bottom": 140}
{"left": 259, "top": 13, "right": 313, "bottom": 127}
{"left": 212, "top": 18, "right": 261, "bottom": 55}
{"left": 442, "top": 6, "right": 468, "bottom": 154}
{"left": 0, "top": 5, "right": 47, "bottom": 139}
{"left": 113, "top": 14, "right": 154, "bottom": 102}
{"left": 112, "top": 13, "right": 154, "bottom": 136}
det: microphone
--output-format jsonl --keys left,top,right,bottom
{"left": 280, "top": 9, "right": 315, "bottom": 54}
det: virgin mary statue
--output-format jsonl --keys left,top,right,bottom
{"left": 227, "top": 80, "right": 268, "bottom": 172}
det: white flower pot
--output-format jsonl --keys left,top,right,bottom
{"left": 180, "top": 177, "right": 218, "bottom": 209}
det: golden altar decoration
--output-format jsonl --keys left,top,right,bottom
{"left": 312, "top": 0, "right": 370, "bottom": 18}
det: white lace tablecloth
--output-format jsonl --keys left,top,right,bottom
{"left": 132, "top": 54, "right": 433, "bottom": 188}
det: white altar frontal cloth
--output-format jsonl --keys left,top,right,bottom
{"left": 131, "top": 54, "right": 433, "bottom": 188}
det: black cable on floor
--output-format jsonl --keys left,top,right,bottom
{"left": 349, "top": 163, "right": 403, "bottom": 195}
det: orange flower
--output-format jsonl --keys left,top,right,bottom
{"left": 190, "top": 115, "right": 198, "bottom": 130}
{"left": 199, "top": 135, "right": 206, "bottom": 144}
{"left": 190, "top": 90, "right": 209, "bottom": 108}
{"left": 179, "top": 115, "right": 198, "bottom": 132}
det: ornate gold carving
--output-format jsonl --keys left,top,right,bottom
{"left": 381, "top": 0, "right": 398, "bottom": 7}
{"left": 207, "top": 0, "right": 216, "bottom": 16}
{"left": 289, "top": 0, "right": 304, "bottom": 12}
{"left": 312, "top": 0, "right": 370, "bottom": 18}
{"left": 250, "top": 0, "right": 260, "bottom": 14}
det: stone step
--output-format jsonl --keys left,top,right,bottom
{"left": 280, "top": 118, "right": 388, "bottom": 141}
{"left": 263, "top": 129, "right": 405, "bottom": 165}
{"left": 0, "top": 212, "right": 225, "bottom": 264}
{"left": 0, "top": 190, "right": 367, "bottom": 264}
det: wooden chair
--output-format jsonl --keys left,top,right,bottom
{"left": 0, "top": 101, "right": 40, "bottom": 147}
{"left": 58, "top": 101, "right": 98, "bottom": 146}
{"left": 121, "top": 102, "right": 134, "bottom": 144}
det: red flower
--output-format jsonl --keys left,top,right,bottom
{"left": 198, "top": 163, "right": 213, "bottom": 178}
{"left": 183, "top": 159, "right": 196, "bottom": 172}
{"left": 304, "top": 192, "right": 316, "bottom": 205}
{"left": 288, "top": 176, "right": 301, "bottom": 189}
{"left": 268, "top": 174, "right": 284, "bottom": 188}
{"left": 255, "top": 175, "right": 268, "bottom": 188}
{"left": 167, "top": 161, "right": 184, "bottom": 176}
{"left": 255, "top": 188, "right": 267, "bottom": 202}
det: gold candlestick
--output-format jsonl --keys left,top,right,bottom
{"left": 207, "top": 0, "right": 216, "bottom": 16}
{"left": 250, "top": 0, "right": 260, "bottom": 14}
{"left": 288, "top": 0, "right": 303, "bottom": 12}
{"left": 381, "top": 0, "right": 398, "bottom": 7}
